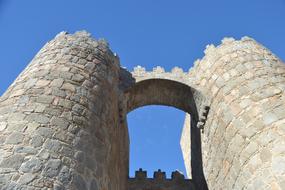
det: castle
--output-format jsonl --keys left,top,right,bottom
{"left": 0, "top": 31, "right": 284, "bottom": 190}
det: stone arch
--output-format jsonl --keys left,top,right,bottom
{"left": 3, "top": 31, "right": 284, "bottom": 190}
{"left": 121, "top": 69, "right": 210, "bottom": 190}
{"left": 126, "top": 79, "right": 199, "bottom": 117}
{"left": 120, "top": 66, "right": 209, "bottom": 120}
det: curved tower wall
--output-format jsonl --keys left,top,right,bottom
{"left": 0, "top": 31, "right": 284, "bottom": 190}
{"left": 189, "top": 37, "right": 285, "bottom": 189}
{"left": 0, "top": 32, "right": 128, "bottom": 190}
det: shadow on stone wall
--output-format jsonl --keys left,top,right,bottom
{"left": 122, "top": 69, "right": 209, "bottom": 190}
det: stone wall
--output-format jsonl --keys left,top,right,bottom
{"left": 0, "top": 30, "right": 284, "bottom": 190}
{"left": 0, "top": 31, "right": 129, "bottom": 190}
{"left": 180, "top": 113, "right": 191, "bottom": 179}
{"left": 186, "top": 37, "right": 285, "bottom": 189}
{"left": 125, "top": 67, "right": 209, "bottom": 189}
{"left": 128, "top": 169, "right": 196, "bottom": 190}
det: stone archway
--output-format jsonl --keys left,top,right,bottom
{"left": 121, "top": 69, "right": 210, "bottom": 190}
{"left": 1, "top": 31, "right": 283, "bottom": 190}
{"left": 126, "top": 79, "right": 199, "bottom": 116}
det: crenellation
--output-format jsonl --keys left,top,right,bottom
{"left": 55, "top": 31, "right": 69, "bottom": 39}
{"left": 221, "top": 37, "right": 236, "bottom": 45}
{"left": 171, "top": 66, "right": 184, "bottom": 74}
{"left": 152, "top": 66, "right": 165, "bottom": 73}
{"left": 153, "top": 169, "right": 166, "bottom": 180}
{"left": 132, "top": 65, "right": 146, "bottom": 76}
{"left": 171, "top": 170, "right": 185, "bottom": 180}
{"left": 128, "top": 169, "right": 196, "bottom": 190}
{"left": 204, "top": 44, "right": 216, "bottom": 55}
{"left": 132, "top": 169, "right": 188, "bottom": 181}
{"left": 134, "top": 168, "right": 147, "bottom": 180}
{"left": 0, "top": 30, "right": 284, "bottom": 190}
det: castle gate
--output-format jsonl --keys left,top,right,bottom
{"left": 0, "top": 31, "right": 284, "bottom": 190}
{"left": 121, "top": 67, "right": 210, "bottom": 190}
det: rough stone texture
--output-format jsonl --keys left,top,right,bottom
{"left": 180, "top": 113, "right": 192, "bottom": 179}
{"left": 125, "top": 66, "right": 209, "bottom": 190}
{"left": 128, "top": 169, "right": 196, "bottom": 190}
{"left": 0, "top": 31, "right": 284, "bottom": 190}
{"left": 182, "top": 37, "right": 285, "bottom": 190}
{"left": 0, "top": 31, "right": 128, "bottom": 190}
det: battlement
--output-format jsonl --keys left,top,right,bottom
{"left": 128, "top": 169, "right": 196, "bottom": 190}
{"left": 0, "top": 30, "right": 284, "bottom": 190}
{"left": 131, "top": 66, "right": 192, "bottom": 84}
{"left": 132, "top": 65, "right": 186, "bottom": 75}
{"left": 132, "top": 168, "right": 185, "bottom": 180}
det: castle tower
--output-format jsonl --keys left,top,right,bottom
{"left": 182, "top": 37, "right": 285, "bottom": 189}
{"left": 0, "top": 31, "right": 129, "bottom": 190}
{"left": 0, "top": 31, "right": 284, "bottom": 190}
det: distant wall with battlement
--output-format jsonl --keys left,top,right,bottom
{"left": 128, "top": 169, "right": 196, "bottom": 190}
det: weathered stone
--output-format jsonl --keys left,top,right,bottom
{"left": 51, "top": 78, "right": 64, "bottom": 87}
{"left": 36, "top": 95, "right": 54, "bottom": 104}
{"left": 5, "top": 132, "right": 24, "bottom": 144}
{"left": 20, "top": 158, "right": 42, "bottom": 173}
{"left": 8, "top": 113, "right": 26, "bottom": 122}
{"left": 58, "top": 99, "right": 73, "bottom": 109}
{"left": 43, "top": 159, "right": 61, "bottom": 178}
{"left": 36, "top": 127, "right": 54, "bottom": 138}
{"left": 26, "top": 113, "right": 50, "bottom": 124}
{"left": 0, "top": 122, "right": 7, "bottom": 131}
{"left": 72, "top": 104, "right": 85, "bottom": 115}
{"left": 263, "top": 112, "right": 279, "bottom": 125}
{"left": 37, "top": 150, "right": 50, "bottom": 160}
{"left": 61, "top": 83, "right": 76, "bottom": 92}
{"left": 10, "top": 89, "right": 25, "bottom": 97}
{"left": 17, "top": 95, "right": 29, "bottom": 105}
{"left": 15, "top": 146, "right": 37, "bottom": 155}
{"left": 272, "top": 156, "right": 285, "bottom": 176}
{"left": 52, "top": 88, "right": 66, "bottom": 97}
{"left": 72, "top": 74, "right": 85, "bottom": 82}
{"left": 0, "top": 154, "right": 24, "bottom": 169}
{"left": 58, "top": 166, "right": 71, "bottom": 184}
{"left": 44, "top": 139, "right": 61, "bottom": 152}
{"left": 1, "top": 181, "right": 18, "bottom": 190}
{"left": 0, "top": 31, "right": 284, "bottom": 190}
{"left": 30, "top": 135, "right": 44, "bottom": 147}
{"left": 0, "top": 174, "right": 12, "bottom": 185}
{"left": 60, "top": 72, "right": 73, "bottom": 79}
{"left": 24, "top": 78, "right": 37, "bottom": 88}
{"left": 73, "top": 173, "right": 87, "bottom": 190}
{"left": 34, "top": 104, "right": 46, "bottom": 113}
{"left": 25, "top": 122, "right": 40, "bottom": 132}
{"left": 50, "top": 117, "right": 69, "bottom": 129}
{"left": 44, "top": 107, "right": 62, "bottom": 116}
{"left": 74, "top": 151, "right": 85, "bottom": 163}
{"left": 35, "top": 79, "right": 50, "bottom": 87}
{"left": 18, "top": 173, "right": 36, "bottom": 185}
{"left": 260, "top": 148, "right": 272, "bottom": 163}
{"left": 54, "top": 184, "right": 65, "bottom": 190}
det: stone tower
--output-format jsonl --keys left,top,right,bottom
{"left": 0, "top": 31, "right": 284, "bottom": 190}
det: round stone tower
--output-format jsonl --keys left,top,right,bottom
{"left": 189, "top": 37, "right": 285, "bottom": 189}
{"left": 0, "top": 31, "right": 129, "bottom": 190}
{"left": 0, "top": 31, "right": 284, "bottom": 190}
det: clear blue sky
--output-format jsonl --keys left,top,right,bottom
{"left": 0, "top": 0, "right": 284, "bottom": 178}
